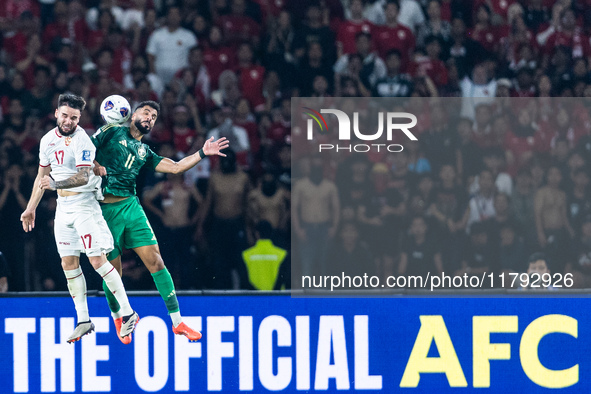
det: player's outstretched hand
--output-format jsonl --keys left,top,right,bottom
{"left": 202, "top": 136, "right": 230, "bottom": 157}
{"left": 20, "top": 209, "right": 35, "bottom": 232}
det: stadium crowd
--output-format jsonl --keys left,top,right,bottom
{"left": 1, "top": 0, "right": 591, "bottom": 291}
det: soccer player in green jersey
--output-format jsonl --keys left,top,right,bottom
{"left": 92, "top": 101, "right": 229, "bottom": 344}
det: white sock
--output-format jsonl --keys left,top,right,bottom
{"left": 64, "top": 267, "right": 89, "bottom": 323}
{"left": 171, "top": 311, "right": 182, "bottom": 327}
{"left": 96, "top": 262, "right": 133, "bottom": 316}
{"left": 111, "top": 311, "right": 123, "bottom": 320}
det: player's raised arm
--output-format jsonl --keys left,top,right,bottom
{"left": 155, "top": 136, "right": 229, "bottom": 174}
{"left": 20, "top": 165, "right": 51, "bottom": 232}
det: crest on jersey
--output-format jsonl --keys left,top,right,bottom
{"left": 119, "top": 140, "right": 127, "bottom": 147}
{"left": 104, "top": 100, "right": 114, "bottom": 111}
{"left": 65, "top": 137, "right": 72, "bottom": 146}
{"left": 138, "top": 145, "right": 147, "bottom": 159}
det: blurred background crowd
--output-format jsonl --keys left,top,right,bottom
{"left": 0, "top": 0, "right": 590, "bottom": 291}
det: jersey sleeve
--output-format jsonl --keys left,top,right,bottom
{"left": 74, "top": 135, "right": 96, "bottom": 168}
{"left": 91, "top": 124, "right": 116, "bottom": 148}
{"left": 39, "top": 141, "right": 50, "bottom": 167}
{"left": 144, "top": 145, "right": 164, "bottom": 170}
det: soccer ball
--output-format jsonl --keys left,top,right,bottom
{"left": 100, "top": 95, "right": 131, "bottom": 124}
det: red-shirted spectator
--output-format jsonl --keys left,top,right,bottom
{"left": 544, "top": 8, "right": 590, "bottom": 61}
{"left": 95, "top": 48, "right": 124, "bottom": 85}
{"left": 499, "top": 4, "right": 537, "bottom": 58}
{"left": 374, "top": 1, "right": 415, "bottom": 70}
{"left": 85, "top": 10, "right": 117, "bottom": 58}
{"left": 203, "top": 26, "right": 237, "bottom": 90}
{"left": 468, "top": 4, "right": 499, "bottom": 54}
{"left": 2, "top": 12, "right": 39, "bottom": 66}
{"left": 235, "top": 43, "right": 266, "bottom": 109}
{"left": 234, "top": 98, "right": 260, "bottom": 156}
{"left": 171, "top": 104, "right": 199, "bottom": 155}
{"left": 504, "top": 25, "right": 538, "bottom": 73}
{"left": 337, "top": 0, "right": 376, "bottom": 56}
{"left": 409, "top": 36, "right": 448, "bottom": 87}
{"left": 43, "top": 0, "right": 87, "bottom": 53}
{"left": 267, "top": 98, "right": 291, "bottom": 146}
{"left": 503, "top": 106, "right": 538, "bottom": 172}
{"left": 103, "top": 27, "right": 134, "bottom": 83}
{"left": 218, "top": 0, "right": 262, "bottom": 48}
{"left": 12, "top": 35, "right": 51, "bottom": 89}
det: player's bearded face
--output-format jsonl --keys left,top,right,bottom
{"left": 133, "top": 107, "right": 157, "bottom": 135}
{"left": 134, "top": 118, "right": 152, "bottom": 135}
{"left": 55, "top": 107, "right": 80, "bottom": 136}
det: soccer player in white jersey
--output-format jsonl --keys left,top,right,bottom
{"left": 20, "top": 94, "right": 139, "bottom": 344}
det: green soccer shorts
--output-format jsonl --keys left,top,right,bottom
{"left": 100, "top": 197, "right": 158, "bottom": 260}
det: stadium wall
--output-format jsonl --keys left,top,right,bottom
{"left": 0, "top": 292, "right": 589, "bottom": 393}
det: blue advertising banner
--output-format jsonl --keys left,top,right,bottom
{"left": 0, "top": 294, "right": 589, "bottom": 393}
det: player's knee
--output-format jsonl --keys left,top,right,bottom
{"left": 61, "top": 259, "right": 79, "bottom": 271}
{"left": 87, "top": 255, "right": 105, "bottom": 270}
{"left": 146, "top": 254, "right": 165, "bottom": 273}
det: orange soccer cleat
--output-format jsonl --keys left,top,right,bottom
{"left": 114, "top": 317, "right": 132, "bottom": 345}
{"left": 172, "top": 322, "right": 202, "bottom": 342}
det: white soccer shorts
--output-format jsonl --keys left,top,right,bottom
{"left": 54, "top": 193, "right": 114, "bottom": 258}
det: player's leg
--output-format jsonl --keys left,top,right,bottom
{"left": 55, "top": 207, "right": 95, "bottom": 343}
{"left": 62, "top": 256, "right": 89, "bottom": 323}
{"left": 98, "top": 200, "right": 126, "bottom": 318}
{"left": 89, "top": 254, "right": 139, "bottom": 340}
{"left": 101, "top": 254, "right": 131, "bottom": 342}
{"left": 63, "top": 256, "right": 96, "bottom": 343}
{"left": 123, "top": 197, "right": 201, "bottom": 341}
{"left": 102, "top": 254, "right": 122, "bottom": 318}
{"left": 80, "top": 198, "right": 139, "bottom": 343}
{"left": 134, "top": 244, "right": 201, "bottom": 341}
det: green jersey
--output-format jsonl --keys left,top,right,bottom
{"left": 91, "top": 124, "right": 163, "bottom": 197}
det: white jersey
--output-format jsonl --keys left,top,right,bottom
{"left": 39, "top": 126, "right": 101, "bottom": 194}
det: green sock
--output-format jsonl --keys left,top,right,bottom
{"left": 103, "top": 280, "right": 121, "bottom": 314}
{"left": 151, "top": 267, "right": 180, "bottom": 314}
